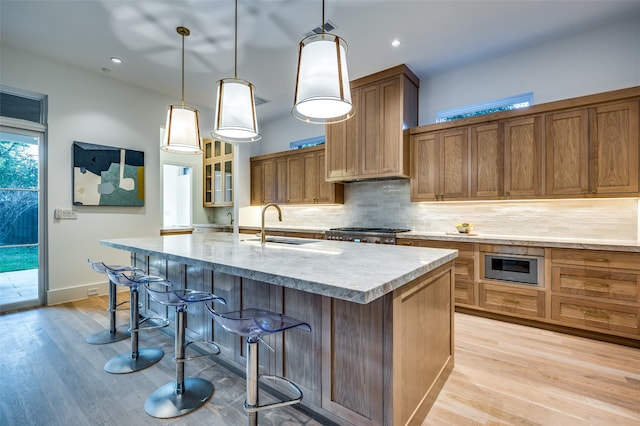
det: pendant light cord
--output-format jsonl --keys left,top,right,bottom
{"left": 181, "top": 29, "right": 186, "bottom": 108}
{"left": 322, "top": 0, "right": 325, "bottom": 33}
{"left": 234, "top": 0, "right": 238, "bottom": 79}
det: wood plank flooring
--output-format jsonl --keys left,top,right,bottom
{"left": 1, "top": 296, "right": 639, "bottom": 425}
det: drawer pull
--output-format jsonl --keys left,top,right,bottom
{"left": 583, "top": 257, "right": 609, "bottom": 263}
{"left": 582, "top": 308, "right": 610, "bottom": 320}
{"left": 502, "top": 296, "right": 520, "bottom": 306}
{"left": 584, "top": 280, "right": 610, "bottom": 289}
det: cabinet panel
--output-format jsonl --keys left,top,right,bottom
{"left": 503, "top": 116, "right": 542, "bottom": 197}
{"left": 590, "top": 101, "right": 639, "bottom": 195}
{"left": 455, "top": 281, "right": 475, "bottom": 306}
{"left": 287, "top": 154, "right": 304, "bottom": 204}
{"left": 441, "top": 129, "right": 469, "bottom": 199}
{"left": 471, "top": 123, "right": 503, "bottom": 198}
{"left": 545, "top": 109, "right": 589, "bottom": 196}
{"left": 380, "top": 78, "right": 402, "bottom": 174}
{"left": 203, "top": 139, "right": 233, "bottom": 207}
{"left": 360, "top": 84, "right": 381, "bottom": 176}
{"left": 275, "top": 157, "right": 288, "bottom": 203}
{"left": 325, "top": 88, "right": 360, "bottom": 181}
{"left": 551, "top": 296, "right": 639, "bottom": 335}
{"left": 411, "top": 133, "right": 439, "bottom": 200}
{"left": 303, "top": 153, "right": 318, "bottom": 203}
{"left": 551, "top": 249, "right": 640, "bottom": 271}
{"left": 479, "top": 282, "right": 545, "bottom": 318}
{"left": 551, "top": 266, "right": 640, "bottom": 302}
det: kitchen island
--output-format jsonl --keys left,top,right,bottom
{"left": 101, "top": 233, "right": 457, "bottom": 425}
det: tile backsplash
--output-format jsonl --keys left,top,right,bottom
{"left": 240, "top": 180, "right": 640, "bottom": 241}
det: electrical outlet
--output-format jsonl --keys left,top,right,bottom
{"left": 87, "top": 288, "right": 99, "bottom": 296}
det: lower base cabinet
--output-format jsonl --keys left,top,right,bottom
{"left": 397, "top": 239, "right": 640, "bottom": 344}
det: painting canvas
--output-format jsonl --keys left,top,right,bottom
{"left": 73, "top": 141, "right": 144, "bottom": 206}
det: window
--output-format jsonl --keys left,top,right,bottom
{"left": 436, "top": 92, "right": 533, "bottom": 123}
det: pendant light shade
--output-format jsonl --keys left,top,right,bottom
{"left": 163, "top": 105, "right": 201, "bottom": 153}
{"left": 211, "top": 0, "right": 261, "bottom": 143}
{"left": 161, "top": 26, "right": 202, "bottom": 154}
{"left": 212, "top": 78, "right": 260, "bottom": 142}
{"left": 292, "top": 0, "right": 353, "bottom": 124}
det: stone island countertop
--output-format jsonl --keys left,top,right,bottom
{"left": 100, "top": 232, "right": 457, "bottom": 304}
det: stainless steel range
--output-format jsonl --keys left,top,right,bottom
{"left": 325, "top": 227, "right": 410, "bottom": 245}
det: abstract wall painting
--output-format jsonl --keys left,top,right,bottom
{"left": 73, "top": 141, "right": 145, "bottom": 206}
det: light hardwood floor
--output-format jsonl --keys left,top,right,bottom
{"left": 1, "top": 296, "right": 639, "bottom": 425}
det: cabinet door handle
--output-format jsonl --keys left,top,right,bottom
{"left": 502, "top": 296, "right": 520, "bottom": 306}
{"left": 583, "top": 257, "right": 609, "bottom": 263}
{"left": 584, "top": 280, "right": 610, "bottom": 289}
{"left": 582, "top": 308, "right": 610, "bottom": 320}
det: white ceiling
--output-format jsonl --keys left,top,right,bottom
{"left": 2, "top": 0, "right": 640, "bottom": 124}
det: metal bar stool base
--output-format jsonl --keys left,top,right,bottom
{"left": 86, "top": 329, "right": 130, "bottom": 345}
{"left": 104, "top": 347, "right": 164, "bottom": 374}
{"left": 144, "top": 378, "right": 213, "bottom": 418}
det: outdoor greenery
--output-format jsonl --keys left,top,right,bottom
{"left": 0, "top": 246, "right": 38, "bottom": 273}
{"left": 0, "top": 139, "right": 39, "bottom": 272}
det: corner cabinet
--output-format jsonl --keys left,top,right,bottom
{"left": 203, "top": 138, "right": 233, "bottom": 207}
{"left": 325, "top": 64, "right": 419, "bottom": 181}
{"left": 250, "top": 145, "right": 343, "bottom": 206}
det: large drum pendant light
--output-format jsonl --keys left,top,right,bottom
{"left": 211, "top": 0, "right": 261, "bottom": 143}
{"left": 292, "top": 0, "right": 353, "bottom": 124}
{"left": 162, "top": 26, "right": 202, "bottom": 154}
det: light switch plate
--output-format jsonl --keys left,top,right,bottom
{"left": 54, "top": 209, "right": 77, "bottom": 219}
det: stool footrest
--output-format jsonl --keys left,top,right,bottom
{"left": 244, "top": 375, "right": 303, "bottom": 413}
{"left": 174, "top": 340, "right": 221, "bottom": 363}
{"left": 136, "top": 316, "right": 170, "bottom": 330}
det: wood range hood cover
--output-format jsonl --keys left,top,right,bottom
{"left": 325, "top": 64, "right": 420, "bottom": 183}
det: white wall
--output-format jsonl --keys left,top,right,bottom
{"left": 0, "top": 45, "right": 214, "bottom": 303}
{"left": 419, "top": 15, "right": 640, "bottom": 125}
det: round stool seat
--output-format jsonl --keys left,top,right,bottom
{"left": 207, "top": 307, "right": 312, "bottom": 338}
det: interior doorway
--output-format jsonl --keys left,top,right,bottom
{"left": 0, "top": 128, "right": 43, "bottom": 312}
{"left": 162, "top": 164, "right": 193, "bottom": 228}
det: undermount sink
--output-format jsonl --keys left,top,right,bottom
{"left": 243, "top": 236, "right": 315, "bottom": 245}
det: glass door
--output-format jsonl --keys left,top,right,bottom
{"left": 0, "top": 128, "right": 42, "bottom": 312}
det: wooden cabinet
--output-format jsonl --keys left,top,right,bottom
{"left": 397, "top": 238, "right": 476, "bottom": 306}
{"left": 503, "top": 116, "right": 543, "bottom": 197}
{"left": 550, "top": 248, "right": 640, "bottom": 338}
{"left": 479, "top": 282, "right": 545, "bottom": 318}
{"left": 411, "top": 128, "right": 469, "bottom": 201}
{"left": 590, "top": 101, "right": 639, "bottom": 195}
{"left": 470, "top": 123, "right": 502, "bottom": 198}
{"left": 545, "top": 101, "right": 639, "bottom": 197}
{"left": 250, "top": 145, "right": 343, "bottom": 205}
{"left": 325, "top": 64, "right": 419, "bottom": 181}
{"left": 410, "top": 87, "right": 640, "bottom": 202}
{"left": 203, "top": 139, "right": 233, "bottom": 207}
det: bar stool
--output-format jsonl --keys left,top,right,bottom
{"left": 86, "top": 259, "right": 133, "bottom": 344}
{"left": 206, "top": 306, "right": 311, "bottom": 426}
{"left": 144, "top": 280, "right": 227, "bottom": 418}
{"left": 103, "top": 269, "right": 168, "bottom": 374}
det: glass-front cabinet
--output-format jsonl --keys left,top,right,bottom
{"left": 203, "top": 138, "right": 233, "bottom": 207}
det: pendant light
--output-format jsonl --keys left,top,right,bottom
{"left": 292, "top": 0, "right": 353, "bottom": 124}
{"left": 210, "top": 0, "right": 261, "bottom": 143}
{"left": 161, "top": 26, "right": 202, "bottom": 154}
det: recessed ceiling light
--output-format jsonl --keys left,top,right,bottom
{"left": 110, "top": 57, "right": 123, "bottom": 64}
{"left": 391, "top": 39, "right": 401, "bottom": 48}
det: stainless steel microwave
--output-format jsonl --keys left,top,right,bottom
{"left": 483, "top": 253, "right": 543, "bottom": 286}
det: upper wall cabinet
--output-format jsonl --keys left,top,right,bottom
{"left": 325, "top": 64, "right": 419, "bottom": 182}
{"left": 250, "top": 145, "right": 344, "bottom": 206}
{"left": 203, "top": 138, "right": 233, "bottom": 207}
{"left": 545, "top": 101, "right": 639, "bottom": 197}
{"left": 410, "top": 87, "right": 640, "bottom": 202}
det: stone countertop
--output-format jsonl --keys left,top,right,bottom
{"left": 400, "top": 231, "right": 640, "bottom": 252}
{"left": 100, "top": 233, "right": 457, "bottom": 304}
